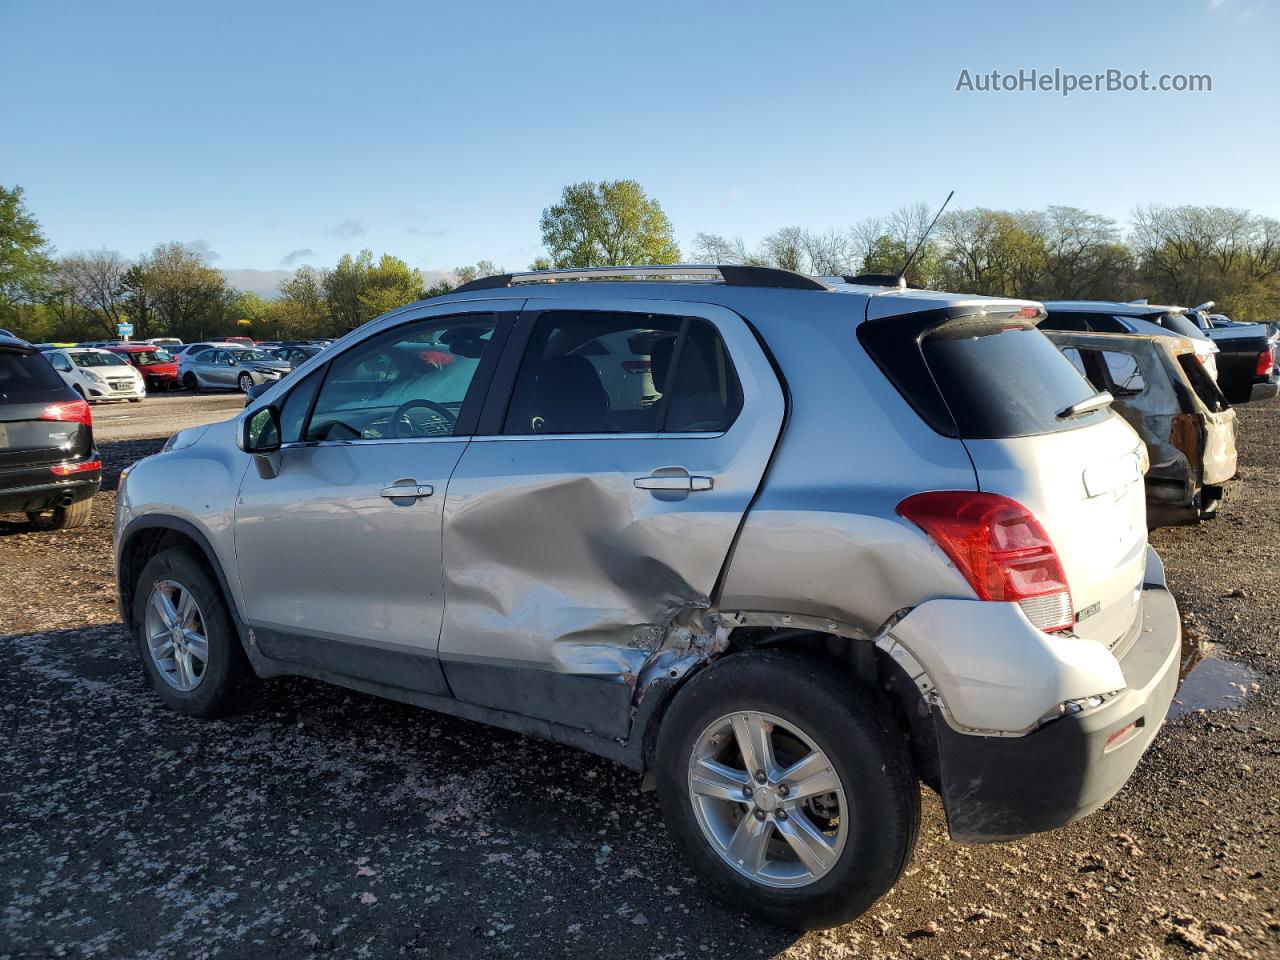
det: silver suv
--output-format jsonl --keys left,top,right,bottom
{"left": 115, "top": 265, "right": 1181, "bottom": 929}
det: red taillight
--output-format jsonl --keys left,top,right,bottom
{"left": 50, "top": 459, "right": 101, "bottom": 476}
{"left": 1256, "top": 350, "right": 1275, "bottom": 378}
{"left": 41, "top": 399, "right": 92, "bottom": 426}
{"left": 897, "top": 491, "right": 1074, "bottom": 632}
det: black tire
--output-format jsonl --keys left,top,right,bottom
{"left": 131, "top": 546, "right": 257, "bottom": 717}
{"left": 654, "top": 650, "right": 919, "bottom": 930}
{"left": 183, "top": 373, "right": 198, "bottom": 391}
{"left": 129, "top": 397, "right": 143, "bottom": 403}
{"left": 237, "top": 372, "right": 253, "bottom": 392}
{"left": 27, "top": 497, "right": 93, "bottom": 530}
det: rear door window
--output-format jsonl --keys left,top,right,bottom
{"left": 502, "top": 311, "right": 743, "bottom": 436}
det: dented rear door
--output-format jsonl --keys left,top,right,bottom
{"left": 437, "top": 298, "right": 784, "bottom": 739}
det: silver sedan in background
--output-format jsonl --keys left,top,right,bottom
{"left": 180, "top": 347, "right": 292, "bottom": 392}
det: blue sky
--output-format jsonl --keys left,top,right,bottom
{"left": 5, "top": 0, "right": 1278, "bottom": 292}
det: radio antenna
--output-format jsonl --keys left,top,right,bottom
{"left": 898, "top": 190, "right": 954, "bottom": 283}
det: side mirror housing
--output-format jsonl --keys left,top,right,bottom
{"left": 240, "top": 405, "right": 282, "bottom": 454}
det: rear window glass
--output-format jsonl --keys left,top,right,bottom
{"left": 859, "top": 313, "right": 1106, "bottom": 439}
{"left": 923, "top": 320, "right": 1104, "bottom": 438}
{"left": 0, "top": 349, "right": 66, "bottom": 399}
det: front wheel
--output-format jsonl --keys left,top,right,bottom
{"left": 237, "top": 372, "right": 254, "bottom": 392}
{"left": 183, "top": 373, "right": 197, "bottom": 391}
{"left": 655, "top": 650, "right": 919, "bottom": 930}
{"left": 132, "top": 547, "right": 257, "bottom": 717}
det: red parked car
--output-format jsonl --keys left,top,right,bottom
{"left": 105, "top": 344, "right": 180, "bottom": 391}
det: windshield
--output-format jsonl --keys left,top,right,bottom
{"left": 71, "top": 351, "right": 130, "bottom": 368}
{"left": 232, "top": 349, "right": 272, "bottom": 362}
{"left": 133, "top": 349, "right": 173, "bottom": 366}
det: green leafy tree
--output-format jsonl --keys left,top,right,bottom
{"left": 275, "top": 265, "right": 329, "bottom": 335}
{"left": 120, "top": 242, "right": 232, "bottom": 340}
{"left": 0, "top": 185, "right": 56, "bottom": 326}
{"left": 539, "top": 180, "right": 680, "bottom": 268}
{"left": 323, "top": 250, "right": 423, "bottom": 332}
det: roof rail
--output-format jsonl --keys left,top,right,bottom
{"left": 842, "top": 273, "right": 908, "bottom": 289}
{"left": 451, "top": 264, "right": 830, "bottom": 293}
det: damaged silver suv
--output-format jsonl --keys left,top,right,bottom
{"left": 115, "top": 265, "right": 1182, "bottom": 929}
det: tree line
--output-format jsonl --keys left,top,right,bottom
{"left": 3, "top": 180, "right": 1278, "bottom": 344}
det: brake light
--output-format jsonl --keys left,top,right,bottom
{"left": 41, "top": 400, "right": 92, "bottom": 426}
{"left": 1256, "top": 350, "right": 1275, "bottom": 378}
{"left": 897, "top": 491, "right": 1073, "bottom": 632}
{"left": 50, "top": 459, "right": 101, "bottom": 476}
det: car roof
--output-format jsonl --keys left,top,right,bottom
{"left": 1043, "top": 300, "right": 1188, "bottom": 317}
{"left": 430, "top": 277, "right": 1040, "bottom": 320}
{"left": 0, "top": 332, "right": 34, "bottom": 351}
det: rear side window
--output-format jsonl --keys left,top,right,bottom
{"left": 0, "top": 349, "right": 66, "bottom": 399}
{"left": 861, "top": 313, "right": 1103, "bottom": 439}
{"left": 502, "top": 311, "right": 743, "bottom": 436}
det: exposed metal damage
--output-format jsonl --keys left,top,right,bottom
{"left": 1045, "top": 331, "right": 1238, "bottom": 527}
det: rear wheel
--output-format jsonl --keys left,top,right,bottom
{"left": 26, "top": 497, "right": 93, "bottom": 530}
{"left": 655, "top": 650, "right": 919, "bottom": 930}
{"left": 132, "top": 547, "right": 256, "bottom": 717}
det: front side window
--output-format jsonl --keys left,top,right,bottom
{"left": 503, "top": 311, "right": 743, "bottom": 436}
{"left": 305, "top": 314, "right": 497, "bottom": 442}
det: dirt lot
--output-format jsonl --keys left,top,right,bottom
{"left": 2, "top": 395, "right": 1278, "bottom": 959}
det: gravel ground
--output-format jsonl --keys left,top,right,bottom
{"left": 2, "top": 398, "right": 1278, "bottom": 959}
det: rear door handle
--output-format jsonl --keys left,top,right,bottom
{"left": 380, "top": 482, "right": 434, "bottom": 499}
{"left": 634, "top": 475, "right": 713, "bottom": 492}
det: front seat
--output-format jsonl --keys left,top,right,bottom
{"left": 531, "top": 355, "right": 614, "bottom": 433}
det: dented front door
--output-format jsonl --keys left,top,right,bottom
{"left": 437, "top": 298, "right": 784, "bottom": 739}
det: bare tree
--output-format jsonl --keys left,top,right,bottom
{"left": 56, "top": 250, "right": 129, "bottom": 337}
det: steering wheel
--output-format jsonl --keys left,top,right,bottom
{"left": 392, "top": 398, "right": 457, "bottom": 438}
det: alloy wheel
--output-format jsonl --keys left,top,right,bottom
{"left": 687, "top": 710, "right": 848, "bottom": 889}
{"left": 144, "top": 579, "right": 210, "bottom": 692}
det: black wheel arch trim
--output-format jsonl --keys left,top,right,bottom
{"left": 117, "top": 515, "right": 250, "bottom": 645}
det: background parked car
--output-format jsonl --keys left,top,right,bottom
{"left": 181, "top": 346, "right": 291, "bottom": 392}
{"left": 104, "top": 344, "right": 180, "bottom": 391}
{"left": 1040, "top": 300, "right": 1221, "bottom": 382}
{"left": 223, "top": 336, "right": 255, "bottom": 348}
{"left": 0, "top": 332, "right": 100, "bottom": 529}
{"left": 1049, "top": 330, "right": 1237, "bottom": 526}
{"left": 1184, "top": 303, "right": 1279, "bottom": 403}
{"left": 43, "top": 347, "right": 145, "bottom": 403}
{"left": 147, "top": 337, "right": 184, "bottom": 351}
{"left": 269, "top": 344, "right": 324, "bottom": 369}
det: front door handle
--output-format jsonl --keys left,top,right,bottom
{"left": 634, "top": 474, "right": 713, "bottom": 492}
{"left": 380, "top": 481, "right": 434, "bottom": 499}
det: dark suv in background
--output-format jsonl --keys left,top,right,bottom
{"left": 0, "top": 333, "right": 101, "bottom": 529}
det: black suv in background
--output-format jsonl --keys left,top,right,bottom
{"left": 0, "top": 333, "right": 101, "bottom": 529}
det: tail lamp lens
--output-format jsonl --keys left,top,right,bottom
{"left": 41, "top": 399, "right": 93, "bottom": 426}
{"left": 1256, "top": 350, "right": 1275, "bottom": 378}
{"left": 897, "top": 491, "right": 1073, "bottom": 632}
{"left": 50, "top": 459, "right": 101, "bottom": 476}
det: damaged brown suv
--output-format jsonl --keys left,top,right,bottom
{"left": 1049, "top": 331, "right": 1237, "bottom": 527}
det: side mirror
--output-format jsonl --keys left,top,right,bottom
{"left": 240, "top": 405, "right": 282, "bottom": 454}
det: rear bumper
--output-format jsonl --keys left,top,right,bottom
{"left": 1250, "top": 381, "right": 1279, "bottom": 402}
{"left": 0, "top": 474, "right": 100, "bottom": 514}
{"left": 936, "top": 546, "right": 1180, "bottom": 843}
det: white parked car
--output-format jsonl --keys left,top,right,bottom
{"left": 43, "top": 347, "right": 146, "bottom": 403}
